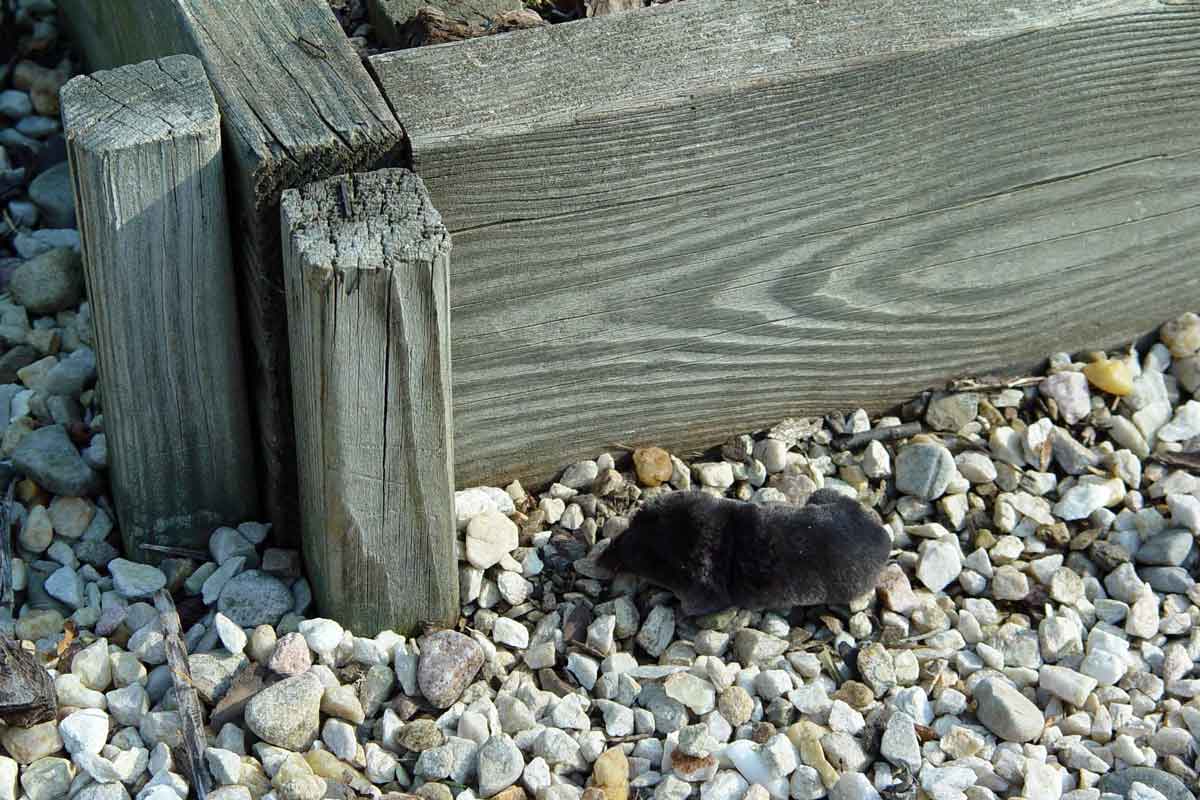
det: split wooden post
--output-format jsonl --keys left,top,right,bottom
{"left": 61, "top": 55, "right": 258, "bottom": 558}
{"left": 280, "top": 169, "right": 457, "bottom": 634}
{"left": 58, "top": 0, "right": 408, "bottom": 544}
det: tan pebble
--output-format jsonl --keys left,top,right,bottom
{"left": 490, "top": 788, "right": 527, "bottom": 800}
{"left": 1082, "top": 358, "right": 1133, "bottom": 396}
{"left": 787, "top": 721, "right": 839, "bottom": 789}
{"left": 303, "top": 748, "right": 361, "bottom": 781}
{"left": 1162, "top": 312, "right": 1200, "bottom": 357}
{"left": 273, "top": 754, "right": 314, "bottom": 787}
{"left": 591, "top": 746, "right": 629, "bottom": 783}
{"left": 632, "top": 447, "right": 673, "bottom": 487}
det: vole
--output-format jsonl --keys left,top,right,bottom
{"left": 597, "top": 489, "right": 891, "bottom": 616}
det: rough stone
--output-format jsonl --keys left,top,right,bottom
{"left": 418, "top": 630, "right": 484, "bottom": 708}
{"left": 244, "top": 672, "right": 324, "bottom": 751}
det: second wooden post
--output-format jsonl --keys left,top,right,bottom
{"left": 281, "top": 169, "right": 457, "bottom": 634}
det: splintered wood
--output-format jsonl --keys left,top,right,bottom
{"left": 0, "top": 636, "right": 56, "bottom": 728}
{"left": 281, "top": 168, "right": 457, "bottom": 634}
{"left": 155, "top": 588, "right": 211, "bottom": 799}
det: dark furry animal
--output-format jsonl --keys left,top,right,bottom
{"left": 598, "top": 489, "right": 891, "bottom": 616}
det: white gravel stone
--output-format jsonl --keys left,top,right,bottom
{"left": 465, "top": 510, "right": 519, "bottom": 569}
{"left": 694, "top": 462, "right": 734, "bottom": 490}
{"left": 861, "top": 441, "right": 891, "bottom": 478}
{"left": 213, "top": 613, "right": 247, "bottom": 655}
{"left": 916, "top": 537, "right": 962, "bottom": 593}
{"left": 59, "top": 708, "right": 109, "bottom": 755}
{"left": 298, "top": 618, "right": 343, "bottom": 663}
{"left": 492, "top": 617, "right": 529, "bottom": 649}
{"left": 829, "top": 773, "right": 881, "bottom": 800}
{"left": 1039, "top": 665, "right": 1097, "bottom": 707}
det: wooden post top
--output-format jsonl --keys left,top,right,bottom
{"left": 62, "top": 55, "right": 216, "bottom": 151}
{"left": 280, "top": 169, "right": 450, "bottom": 284}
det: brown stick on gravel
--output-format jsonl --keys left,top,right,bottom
{"left": 831, "top": 422, "right": 923, "bottom": 452}
{"left": 155, "top": 588, "right": 211, "bottom": 800}
{"left": 0, "top": 478, "right": 14, "bottom": 617}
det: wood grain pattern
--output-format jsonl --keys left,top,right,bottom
{"left": 61, "top": 55, "right": 258, "bottom": 558}
{"left": 281, "top": 169, "right": 457, "bottom": 634}
{"left": 154, "top": 588, "right": 210, "bottom": 800}
{"left": 59, "top": 0, "right": 409, "bottom": 542}
{"left": 371, "top": 0, "right": 1200, "bottom": 488}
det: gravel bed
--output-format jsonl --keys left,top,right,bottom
{"left": 8, "top": 4, "right": 1200, "bottom": 800}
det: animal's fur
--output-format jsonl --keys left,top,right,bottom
{"left": 598, "top": 489, "right": 891, "bottom": 616}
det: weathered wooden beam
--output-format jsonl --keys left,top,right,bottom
{"left": 155, "top": 588, "right": 210, "bottom": 799}
{"left": 280, "top": 169, "right": 457, "bottom": 634}
{"left": 61, "top": 55, "right": 258, "bottom": 558}
{"left": 370, "top": 0, "right": 1200, "bottom": 488}
{"left": 58, "top": 0, "right": 408, "bottom": 542}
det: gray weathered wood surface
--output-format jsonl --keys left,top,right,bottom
{"left": 59, "top": 0, "right": 408, "bottom": 541}
{"left": 371, "top": 0, "right": 1200, "bottom": 488}
{"left": 281, "top": 169, "right": 457, "bottom": 634}
{"left": 61, "top": 55, "right": 258, "bottom": 558}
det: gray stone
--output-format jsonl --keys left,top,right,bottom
{"left": 828, "top": 773, "right": 880, "bottom": 800}
{"left": 734, "top": 629, "right": 788, "bottom": 665}
{"left": 0, "top": 90, "right": 32, "bottom": 118}
{"left": 209, "top": 526, "right": 258, "bottom": 566}
{"left": 1097, "top": 768, "right": 1195, "bottom": 800}
{"left": 74, "top": 784, "right": 132, "bottom": 800}
{"left": 44, "top": 564, "right": 82, "bottom": 607}
{"left": 217, "top": 570, "right": 293, "bottom": 627}
{"left": 477, "top": 735, "right": 524, "bottom": 796}
{"left": 108, "top": 559, "right": 167, "bottom": 599}
{"left": 42, "top": 347, "right": 95, "bottom": 397}
{"left": 894, "top": 443, "right": 955, "bottom": 500}
{"left": 189, "top": 651, "right": 248, "bottom": 705}
{"left": 15, "top": 117, "right": 57, "bottom": 139}
{"left": 10, "top": 247, "right": 83, "bottom": 315}
{"left": 27, "top": 163, "right": 75, "bottom": 229}
{"left": 637, "top": 606, "right": 676, "bottom": 658}
{"left": 925, "top": 392, "right": 979, "bottom": 432}
{"left": 19, "top": 757, "right": 73, "bottom": 800}
{"left": 973, "top": 678, "right": 1044, "bottom": 742}
{"left": 418, "top": 630, "right": 484, "bottom": 708}
{"left": 244, "top": 672, "right": 323, "bottom": 751}
{"left": 880, "top": 711, "right": 921, "bottom": 772}
{"left": 13, "top": 423, "right": 99, "bottom": 495}
{"left": 1140, "top": 567, "right": 1195, "bottom": 594}
{"left": 559, "top": 460, "right": 599, "bottom": 490}
{"left": 1136, "top": 531, "right": 1194, "bottom": 566}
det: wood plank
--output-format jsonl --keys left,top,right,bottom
{"left": 59, "top": 0, "right": 408, "bottom": 542}
{"left": 61, "top": 55, "right": 259, "bottom": 558}
{"left": 370, "top": 0, "right": 1200, "bottom": 488}
{"left": 281, "top": 169, "right": 457, "bottom": 634}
